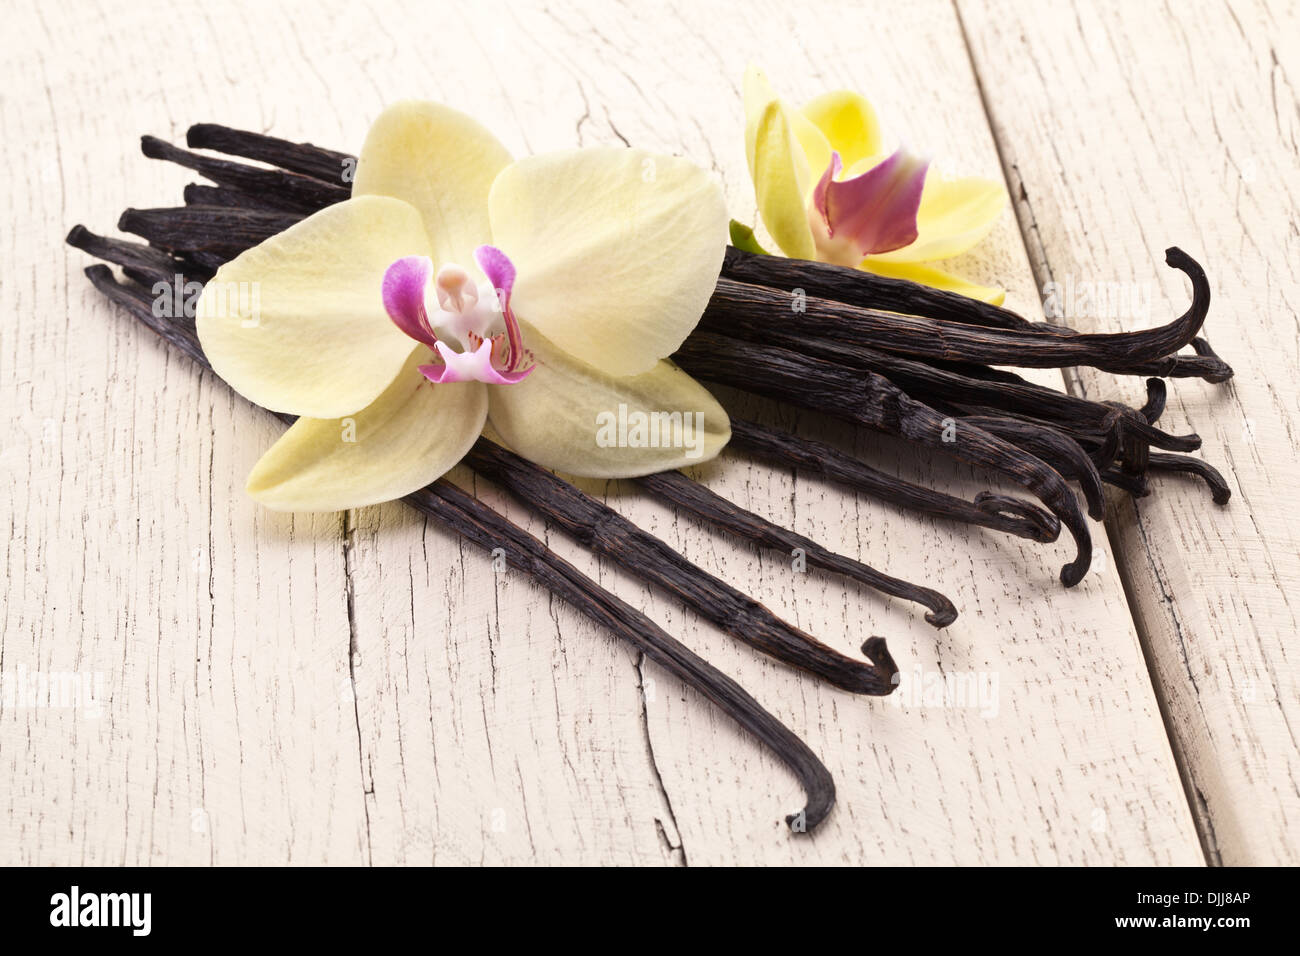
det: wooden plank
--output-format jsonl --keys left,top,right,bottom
{"left": 1, "top": 0, "right": 1202, "bottom": 863}
{"left": 957, "top": 0, "right": 1300, "bottom": 864}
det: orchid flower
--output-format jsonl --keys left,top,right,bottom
{"left": 197, "top": 101, "right": 730, "bottom": 511}
{"left": 741, "top": 67, "right": 1009, "bottom": 304}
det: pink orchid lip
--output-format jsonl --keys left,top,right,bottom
{"left": 419, "top": 339, "right": 534, "bottom": 385}
{"left": 381, "top": 245, "right": 535, "bottom": 386}
{"left": 811, "top": 148, "right": 929, "bottom": 264}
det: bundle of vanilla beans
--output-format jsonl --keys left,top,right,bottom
{"left": 67, "top": 123, "right": 1231, "bottom": 832}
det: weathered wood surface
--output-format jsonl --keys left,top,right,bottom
{"left": 7, "top": 0, "right": 1286, "bottom": 865}
{"left": 958, "top": 0, "right": 1300, "bottom": 865}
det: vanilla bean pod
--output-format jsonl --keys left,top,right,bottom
{"left": 183, "top": 183, "right": 271, "bottom": 209}
{"left": 141, "top": 135, "right": 348, "bottom": 213}
{"left": 66, "top": 225, "right": 213, "bottom": 286}
{"left": 1099, "top": 452, "right": 1229, "bottom": 504}
{"left": 463, "top": 439, "right": 899, "bottom": 691}
{"left": 956, "top": 415, "right": 1106, "bottom": 520}
{"left": 632, "top": 469, "right": 958, "bottom": 627}
{"left": 727, "top": 418, "right": 1061, "bottom": 543}
{"left": 702, "top": 252, "right": 1217, "bottom": 380}
{"left": 714, "top": 320, "right": 1201, "bottom": 455}
{"left": 677, "top": 334, "right": 1093, "bottom": 585}
{"left": 718, "top": 248, "right": 1232, "bottom": 382}
{"left": 119, "top": 205, "right": 297, "bottom": 257}
{"left": 186, "top": 122, "right": 354, "bottom": 184}
{"left": 1139, "top": 378, "right": 1168, "bottom": 424}
{"left": 81, "top": 263, "right": 842, "bottom": 832}
{"left": 720, "top": 246, "right": 1047, "bottom": 332}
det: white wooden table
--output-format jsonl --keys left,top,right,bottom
{"left": 3, "top": 0, "right": 1296, "bottom": 865}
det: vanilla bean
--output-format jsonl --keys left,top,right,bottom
{"left": 119, "top": 205, "right": 297, "bottom": 256}
{"left": 718, "top": 247, "right": 1232, "bottom": 382}
{"left": 463, "top": 439, "right": 898, "bottom": 692}
{"left": 633, "top": 468, "right": 958, "bottom": 627}
{"left": 703, "top": 250, "right": 1215, "bottom": 380}
{"left": 81, "top": 263, "right": 841, "bottom": 832}
{"left": 727, "top": 418, "right": 1061, "bottom": 543}
{"left": 955, "top": 415, "right": 1106, "bottom": 521}
{"left": 1139, "top": 378, "right": 1168, "bottom": 424}
{"left": 183, "top": 182, "right": 270, "bottom": 209}
{"left": 1145, "top": 453, "right": 1232, "bottom": 504}
{"left": 141, "top": 135, "right": 348, "bottom": 214}
{"left": 65, "top": 224, "right": 213, "bottom": 285}
{"left": 720, "top": 246, "right": 1047, "bottom": 332}
{"left": 677, "top": 335, "right": 1093, "bottom": 585}
{"left": 187, "top": 122, "right": 355, "bottom": 185}
{"left": 717, "top": 320, "right": 1201, "bottom": 455}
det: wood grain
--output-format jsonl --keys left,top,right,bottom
{"left": 0, "top": 0, "right": 1212, "bottom": 864}
{"left": 957, "top": 0, "right": 1300, "bottom": 865}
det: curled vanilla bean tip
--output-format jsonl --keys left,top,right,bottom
{"left": 1060, "top": 555, "right": 1090, "bottom": 587}
{"left": 1148, "top": 453, "right": 1232, "bottom": 505}
{"left": 1140, "top": 378, "right": 1168, "bottom": 424}
{"left": 860, "top": 637, "right": 898, "bottom": 679}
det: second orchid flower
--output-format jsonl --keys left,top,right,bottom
{"left": 740, "top": 67, "right": 1009, "bottom": 303}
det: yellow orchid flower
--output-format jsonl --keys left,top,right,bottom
{"left": 197, "top": 101, "right": 730, "bottom": 511}
{"left": 741, "top": 66, "right": 1009, "bottom": 304}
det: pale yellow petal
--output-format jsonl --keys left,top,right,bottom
{"left": 487, "top": 148, "right": 727, "bottom": 376}
{"left": 196, "top": 195, "right": 432, "bottom": 419}
{"left": 246, "top": 351, "right": 488, "bottom": 511}
{"left": 858, "top": 259, "right": 1006, "bottom": 305}
{"left": 353, "top": 100, "right": 512, "bottom": 268}
{"left": 800, "top": 90, "right": 884, "bottom": 170}
{"left": 487, "top": 327, "right": 730, "bottom": 478}
{"left": 869, "top": 173, "right": 1007, "bottom": 263}
{"left": 743, "top": 65, "right": 816, "bottom": 260}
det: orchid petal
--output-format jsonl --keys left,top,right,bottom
{"left": 487, "top": 326, "right": 730, "bottom": 478}
{"left": 382, "top": 255, "right": 438, "bottom": 348}
{"left": 743, "top": 65, "right": 817, "bottom": 260}
{"left": 800, "top": 90, "right": 884, "bottom": 170}
{"left": 858, "top": 258, "right": 1007, "bottom": 305}
{"left": 353, "top": 100, "right": 512, "bottom": 269}
{"left": 487, "top": 148, "right": 726, "bottom": 377}
{"left": 245, "top": 349, "right": 489, "bottom": 511}
{"left": 868, "top": 172, "right": 1008, "bottom": 263}
{"left": 196, "top": 196, "right": 431, "bottom": 419}
{"left": 419, "top": 340, "right": 534, "bottom": 385}
{"left": 811, "top": 148, "right": 929, "bottom": 264}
